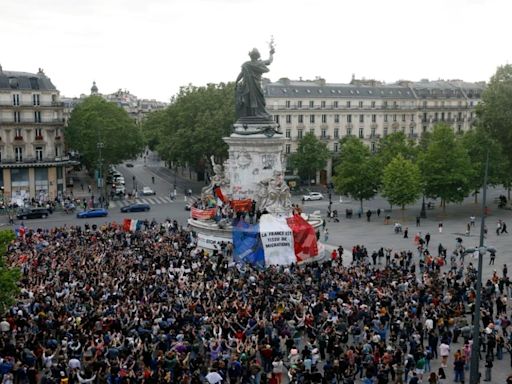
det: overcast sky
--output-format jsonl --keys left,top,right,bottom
{"left": 1, "top": 0, "right": 510, "bottom": 101}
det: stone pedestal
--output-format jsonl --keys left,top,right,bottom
{"left": 224, "top": 122, "right": 285, "bottom": 200}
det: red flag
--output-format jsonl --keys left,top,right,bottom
{"left": 123, "top": 218, "right": 131, "bottom": 232}
{"left": 213, "top": 186, "right": 227, "bottom": 203}
{"left": 286, "top": 214, "right": 318, "bottom": 262}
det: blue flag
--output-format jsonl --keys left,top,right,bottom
{"left": 232, "top": 219, "right": 264, "bottom": 269}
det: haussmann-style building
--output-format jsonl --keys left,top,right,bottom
{"left": 0, "top": 65, "right": 76, "bottom": 203}
{"left": 264, "top": 76, "right": 485, "bottom": 184}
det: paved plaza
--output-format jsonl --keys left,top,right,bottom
{"left": 298, "top": 187, "right": 512, "bottom": 383}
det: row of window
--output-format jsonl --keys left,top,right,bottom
{"left": 282, "top": 99, "right": 469, "bottom": 109}
{"left": 11, "top": 111, "right": 43, "bottom": 123}
{"left": 11, "top": 94, "right": 41, "bottom": 106}
{"left": 8, "top": 128, "right": 61, "bottom": 140}
{"left": 274, "top": 111, "right": 474, "bottom": 125}
{"left": 284, "top": 124, "right": 465, "bottom": 140}
{"left": 2, "top": 145, "right": 62, "bottom": 162}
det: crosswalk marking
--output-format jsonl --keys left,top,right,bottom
{"left": 109, "top": 195, "right": 174, "bottom": 208}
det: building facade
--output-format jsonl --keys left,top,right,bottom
{"left": 264, "top": 77, "right": 485, "bottom": 184}
{"left": 62, "top": 82, "right": 168, "bottom": 126}
{"left": 0, "top": 66, "right": 75, "bottom": 203}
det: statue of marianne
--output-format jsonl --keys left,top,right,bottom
{"left": 235, "top": 38, "right": 275, "bottom": 122}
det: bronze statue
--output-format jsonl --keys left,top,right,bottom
{"left": 235, "top": 38, "right": 275, "bottom": 123}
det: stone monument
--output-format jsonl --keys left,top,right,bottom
{"left": 188, "top": 39, "right": 323, "bottom": 261}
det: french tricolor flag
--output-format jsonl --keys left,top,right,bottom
{"left": 123, "top": 218, "right": 141, "bottom": 232}
{"left": 233, "top": 214, "right": 318, "bottom": 268}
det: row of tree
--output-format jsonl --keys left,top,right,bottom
{"left": 332, "top": 125, "right": 508, "bottom": 213}
{"left": 64, "top": 66, "right": 512, "bottom": 212}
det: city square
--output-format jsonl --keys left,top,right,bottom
{"left": 1, "top": 1, "right": 512, "bottom": 383}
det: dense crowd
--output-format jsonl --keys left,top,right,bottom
{"left": 0, "top": 220, "right": 511, "bottom": 384}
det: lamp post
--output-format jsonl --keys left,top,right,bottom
{"left": 420, "top": 195, "right": 427, "bottom": 219}
{"left": 97, "top": 141, "right": 104, "bottom": 208}
{"left": 467, "top": 151, "right": 490, "bottom": 384}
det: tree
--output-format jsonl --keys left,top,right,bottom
{"left": 333, "top": 136, "right": 380, "bottom": 213}
{"left": 418, "top": 124, "right": 473, "bottom": 210}
{"left": 143, "top": 83, "right": 235, "bottom": 176}
{"left": 0, "top": 229, "right": 19, "bottom": 312}
{"left": 375, "top": 131, "right": 417, "bottom": 169}
{"left": 66, "top": 96, "right": 144, "bottom": 171}
{"left": 477, "top": 64, "right": 512, "bottom": 196}
{"left": 382, "top": 155, "right": 422, "bottom": 210}
{"left": 289, "top": 132, "right": 331, "bottom": 185}
{"left": 460, "top": 128, "right": 509, "bottom": 202}
{"left": 142, "top": 109, "right": 167, "bottom": 151}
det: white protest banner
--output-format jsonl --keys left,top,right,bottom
{"left": 197, "top": 233, "right": 230, "bottom": 250}
{"left": 259, "top": 214, "right": 296, "bottom": 265}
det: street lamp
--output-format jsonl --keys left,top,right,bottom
{"left": 463, "top": 151, "right": 490, "bottom": 384}
{"left": 420, "top": 195, "right": 427, "bottom": 219}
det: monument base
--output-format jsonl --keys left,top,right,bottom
{"left": 188, "top": 214, "right": 326, "bottom": 265}
{"left": 225, "top": 124, "right": 285, "bottom": 201}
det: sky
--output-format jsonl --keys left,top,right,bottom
{"left": 1, "top": 0, "right": 510, "bottom": 102}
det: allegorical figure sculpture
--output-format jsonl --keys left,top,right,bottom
{"left": 201, "top": 155, "right": 229, "bottom": 198}
{"left": 235, "top": 38, "right": 275, "bottom": 122}
{"left": 256, "top": 170, "right": 292, "bottom": 215}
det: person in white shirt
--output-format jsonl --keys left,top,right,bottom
{"left": 439, "top": 342, "right": 450, "bottom": 367}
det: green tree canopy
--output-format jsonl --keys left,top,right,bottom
{"left": 0, "top": 229, "right": 19, "bottom": 312}
{"left": 477, "top": 64, "right": 512, "bottom": 190}
{"left": 375, "top": 131, "right": 417, "bottom": 168}
{"left": 289, "top": 132, "right": 331, "bottom": 185}
{"left": 460, "top": 128, "right": 509, "bottom": 201}
{"left": 66, "top": 96, "right": 144, "bottom": 171}
{"left": 333, "top": 136, "right": 380, "bottom": 212}
{"left": 419, "top": 124, "right": 473, "bottom": 208}
{"left": 382, "top": 155, "right": 422, "bottom": 209}
{"left": 143, "top": 83, "right": 235, "bottom": 173}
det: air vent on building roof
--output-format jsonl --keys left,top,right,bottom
{"left": 318, "top": 89, "right": 322, "bottom": 93}
{"left": 306, "top": 89, "right": 311, "bottom": 93}
{"left": 282, "top": 89, "right": 287, "bottom": 93}
{"left": 368, "top": 90, "right": 372, "bottom": 94}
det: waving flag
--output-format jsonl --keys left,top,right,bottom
{"left": 232, "top": 214, "right": 319, "bottom": 267}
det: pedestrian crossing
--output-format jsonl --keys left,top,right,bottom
{"left": 108, "top": 196, "right": 176, "bottom": 208}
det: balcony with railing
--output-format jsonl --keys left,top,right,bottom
{"left": 0, "top": 101, "right": 64, "bottom": 108}
{"left": 0, "top": 155, "right": 76, "bottom": 166}
{"left": 0, "top": 118, "right": 64, "bottom": 126}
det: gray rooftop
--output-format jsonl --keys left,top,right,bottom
{"left": 265, "top": 78, "right": 485, "bottom": 99}
{"left": 0, "top": 70, "right": 57, "bottom": 91}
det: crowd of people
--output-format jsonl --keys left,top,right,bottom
{"left": 0, "top": 219, "right": 510, "bottom": 384}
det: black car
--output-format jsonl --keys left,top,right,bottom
{"left": 16, "top": 208, "right": 50, "bottom": 220}
{"left": 120, "top": 203, "right": 151, "bottom": 213}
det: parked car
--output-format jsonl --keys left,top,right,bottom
{"left": 76, "top": 208, "right": 108, "bottom": 218}
{"left": 121, "top": 203, "right": 151, "bottom": 213}
{"left": 302, "top": 192, "right": 324, "bottom": 201}
{"left": 16, "top": 208, "right": 50, "bottom": 220}
{"left": 142, "top": 186, "right": 156, "bottom": 196}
